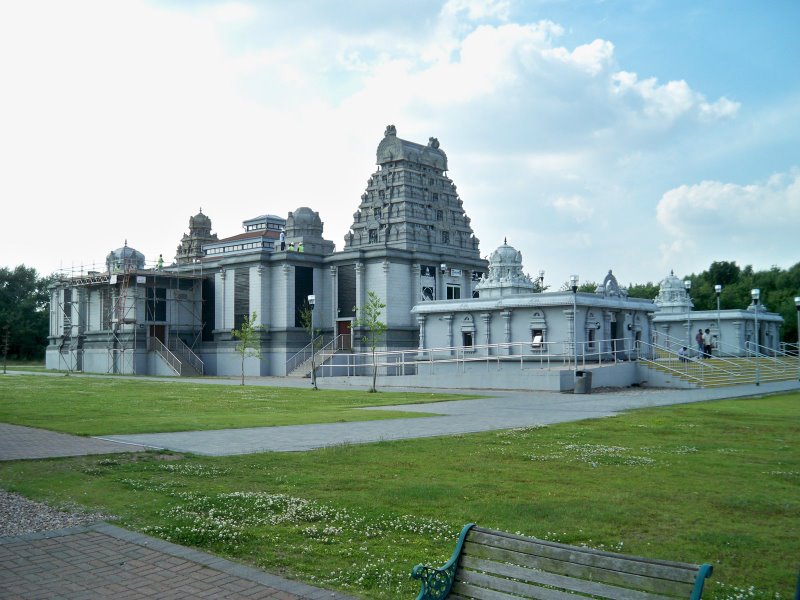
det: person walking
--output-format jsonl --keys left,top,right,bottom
{"left": 703, "top": 328, "right": 713, "bottom": 358}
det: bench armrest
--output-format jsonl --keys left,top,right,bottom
{"left": 411, "top": 523, "right": 474, "bottom": 600}
{"left": 691, "top": 564, "right": 714, "bottom": 600}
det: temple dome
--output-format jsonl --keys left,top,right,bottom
{"left": 475, "top": 239, "right": 534, "bottom": 298}
{"left": 106, "top": 242, "right": 145, "bottom": 272}
{"left": 286, "top": 207, "right": 324, "bottom": 238}
{"left": 654, "top": 270, "right": 693, "bottom": 313}
{"left": 190, "top": 210, "right": 211, "bottom": 229}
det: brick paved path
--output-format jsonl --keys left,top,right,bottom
{"left": 0, "top": 423, "right": 148, "bottom": 460}
{"left": 0, "top": 522, "right": 356, "bottom": 600}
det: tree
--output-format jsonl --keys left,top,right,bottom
{"left": 352, "top": 291, "right": 388, "bottom": 393}
{"left": 231, "top": 311, "right": 262, "bottom": 385}
{"left": 298, "top": 301, "right": 322, "bottom": 390}
{"left": 0, "top": 266, "right": 52, "bottom": 361}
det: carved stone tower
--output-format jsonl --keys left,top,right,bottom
{"left": 176, "top": 209, "right": 218, "bottom": 264}
{"left": 344, "top": 125, "right": 480, "bottom": 257}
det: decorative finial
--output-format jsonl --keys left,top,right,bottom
{"left": 124, "top": 239, "right": 128, "bottom": 247}
{"left": 670, "top": 269, "right": 674, "bottom": 276}
{"left": 504, "top": 236, "right": 507, "bottom": 244}
{"left": 199, "top": 206, "right": 203, "bottom": 214}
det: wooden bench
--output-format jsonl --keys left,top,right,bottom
{"left": 412, "top": 524, "right": 713, "bottom": 600}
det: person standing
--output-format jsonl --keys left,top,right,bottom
{"left": 279, "top": 229, "right": 286, "bottom": 251}
{"left": 695, "top": 328, "right": 704, "bottom": 357}
{"left": 703, "top": 328, "right": 713, "bottom": 358}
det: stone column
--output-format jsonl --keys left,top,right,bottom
{"left": 417, "top": 315, "right": 426, "bottom": 351}
{"left": 444, "top": 314, "right": 454, "bottom": 353}
{"left": 481, "top": 312, "right": 491, "bottom": 354}
{"left": 501, "top": 310, "right": 512, "bottom": 355}
{"left": 565, "top": 309, "right": 575, "bottom": 360}
{"left": 330, "top": 265, "right": 338, "bottom": 324}
{"left": 216, "top": 269, "right": 227, "bottom": 330}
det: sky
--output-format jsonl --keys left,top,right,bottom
{"left": 1, "top": 0, "right": 798, "bottom": 288}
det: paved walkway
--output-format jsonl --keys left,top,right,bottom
{"left": 101, "top": 380, "right": 800, "bottom": 455}
{"left": 0, "top": 522, "right": 356, "bottom": 599}
{"left": 0, "top": 422, "right": 148, "bottom": 460}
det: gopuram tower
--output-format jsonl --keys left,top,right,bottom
{"left": 335, "top": 126, "right": 487, "bottom": 349}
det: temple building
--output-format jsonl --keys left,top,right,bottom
{"left": 46, "top": 126, "right": 487, "bottom": 376}
{"left": 45, "top": 126, "right": 786, "bottom": 387}
{"left": 651, "top": 271, "right": 783, "bottom": 356}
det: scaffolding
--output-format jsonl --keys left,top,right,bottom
{"left": 50, "top": 259, "right": 206, "bottom": 376}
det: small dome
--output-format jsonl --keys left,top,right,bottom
{"left": 106, "top": 242, "right": 145, "bottom": 272}
{"left": 286, "top": 207, "right": 324, "bottom": 237}
{"left": 654, "top": 270, "right": 693, "bottom": 312}
{"left": 489, "top": 240, "right": 522, "bottom": 267}
{"left": 475, "top": 239, "right": 534, "bottom": 298}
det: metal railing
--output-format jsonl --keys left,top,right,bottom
{"left": 316, "top": 337, "right": 632, "bottom": 379}
{"left": 149, "top": 337, "right": 181, "bottom": 375}
{"left": 637, "top": 338, "right": 796, "bottom": 387}
{"left": 168, "top": 337, "right": 204, "bottom": 375}
{"left": 285, "top": 335, "right": 326, "bottom": 375}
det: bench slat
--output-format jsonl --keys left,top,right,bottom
{"left": 462, "top": 539, "right": 692, "bottom": 597}
{"left": 460, "top": 555, "right": 675, "bottom": 600}
{"left": 454, "top": 575, "right": 581, "bottom": 600}
{"left": 468, "top": 527, "right": 700, "bottom": 584}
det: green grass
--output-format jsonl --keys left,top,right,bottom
{"left": 0, "top": 375, "right": 476, "bottom": 435}
{"left": 0, "top": 383, "right": 798, "bottom": 599}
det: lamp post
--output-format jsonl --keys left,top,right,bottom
{"left": 684, "top": 279, "right": 692, "bottom": 356}
{"left": 714, "top": 284, "right": 722, "bottom": 352}
{"left": 570, "top": 275, "right": 579, "bottom": 373}
{"left": 795, "top": 296, "right": 800, "bottom": 381}
{"left": 308, "top": 294, "right": 317, "bottom": 390}
{"left": 751, "top": 289, "right": 760, "bottom": 352}
{"left": 751, "top": 288, "right": 760, "bottom": 386}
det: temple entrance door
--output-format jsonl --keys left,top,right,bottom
{"left": 336, "top": 320, "right": 352, "bottom": 350}
{"left": 610, "top": 320, "right": 618, "bottom": 357}
{"left": 149, "top": 325, "right": 166, "bottom": 345}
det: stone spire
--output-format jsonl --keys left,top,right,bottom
{"left": 343, "top": 125, "right": 480, "bottom": 257}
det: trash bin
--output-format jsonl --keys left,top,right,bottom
{"left": 574, "top": 370, "right": 592, "bottom": 394}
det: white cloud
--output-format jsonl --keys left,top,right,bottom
{"left": 0, "top": 0, "right": 777, "bottom": 286}
{"left": 552, "top": 195, "right": 595, "bottom": 222}
{"left": 657, "top": 170, "right": 800, "bottom": 271}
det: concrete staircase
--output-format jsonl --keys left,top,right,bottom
{"left": 642, "top": 356, "right": 798, "bottom": 388}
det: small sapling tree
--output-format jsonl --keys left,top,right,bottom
{"left": 353, "top": 291, "right": 388, "bottom": 393}
{"left": 231, "top": 311, "right": 262, "bottom": 386}
{"left": 298, "top": 301, "right": 323, "bottom": 390}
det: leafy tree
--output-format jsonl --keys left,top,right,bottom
{"left": 353, "top": 291, "right": 388, "bottom": 393}
{"left": 627, "top": 282, "right": 660, "bottom": 301}
{"left": 231, "top": 311, "right": 262, "bottom": 386}
{"left": 0, "top": 265, "right": 52, "bottom": 361}
{"left": 298, "top": 301, "right": 322, "bottom": 390}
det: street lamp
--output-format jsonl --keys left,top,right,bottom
{"left": 751, "top": 288, "right": 760, "bottom": 386}
{"left": 751, "top": 289, "right": 760, "bottom": 352}
{"left": 795, "top": 296, "right": 800, "bottom": 381}
{"left": 570, "top": 275, "right": 579, "bottom": 372}
{"left": 307, "top": 294, "right": 317, "bottom": 390}
{"left": 684, "top": 280, "right": 692, "bottom": 356}
{"left": 715, "top": 284, "right": 722, "bottom": 352}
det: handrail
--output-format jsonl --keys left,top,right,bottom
{"left": 318, "top": 337, "right": 631, "bottom": 379}
{"left": 169, "top": 337, "right": 204, "bottom": 375}
{"left": 285, "top": 335, "right": 325, "bottom": 375}
{"left": 149, "top": 337, "right": 181, "bottom": 375}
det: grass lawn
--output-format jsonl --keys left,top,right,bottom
{"left": 0, "top": 381, "right": 798, "bottom": 599}
{"left": 0, "top": 375, "right": 476, "bottom": 434}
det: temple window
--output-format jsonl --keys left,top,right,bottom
{"left": 446, "top": 284, "right": 460, "bottom": 300}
